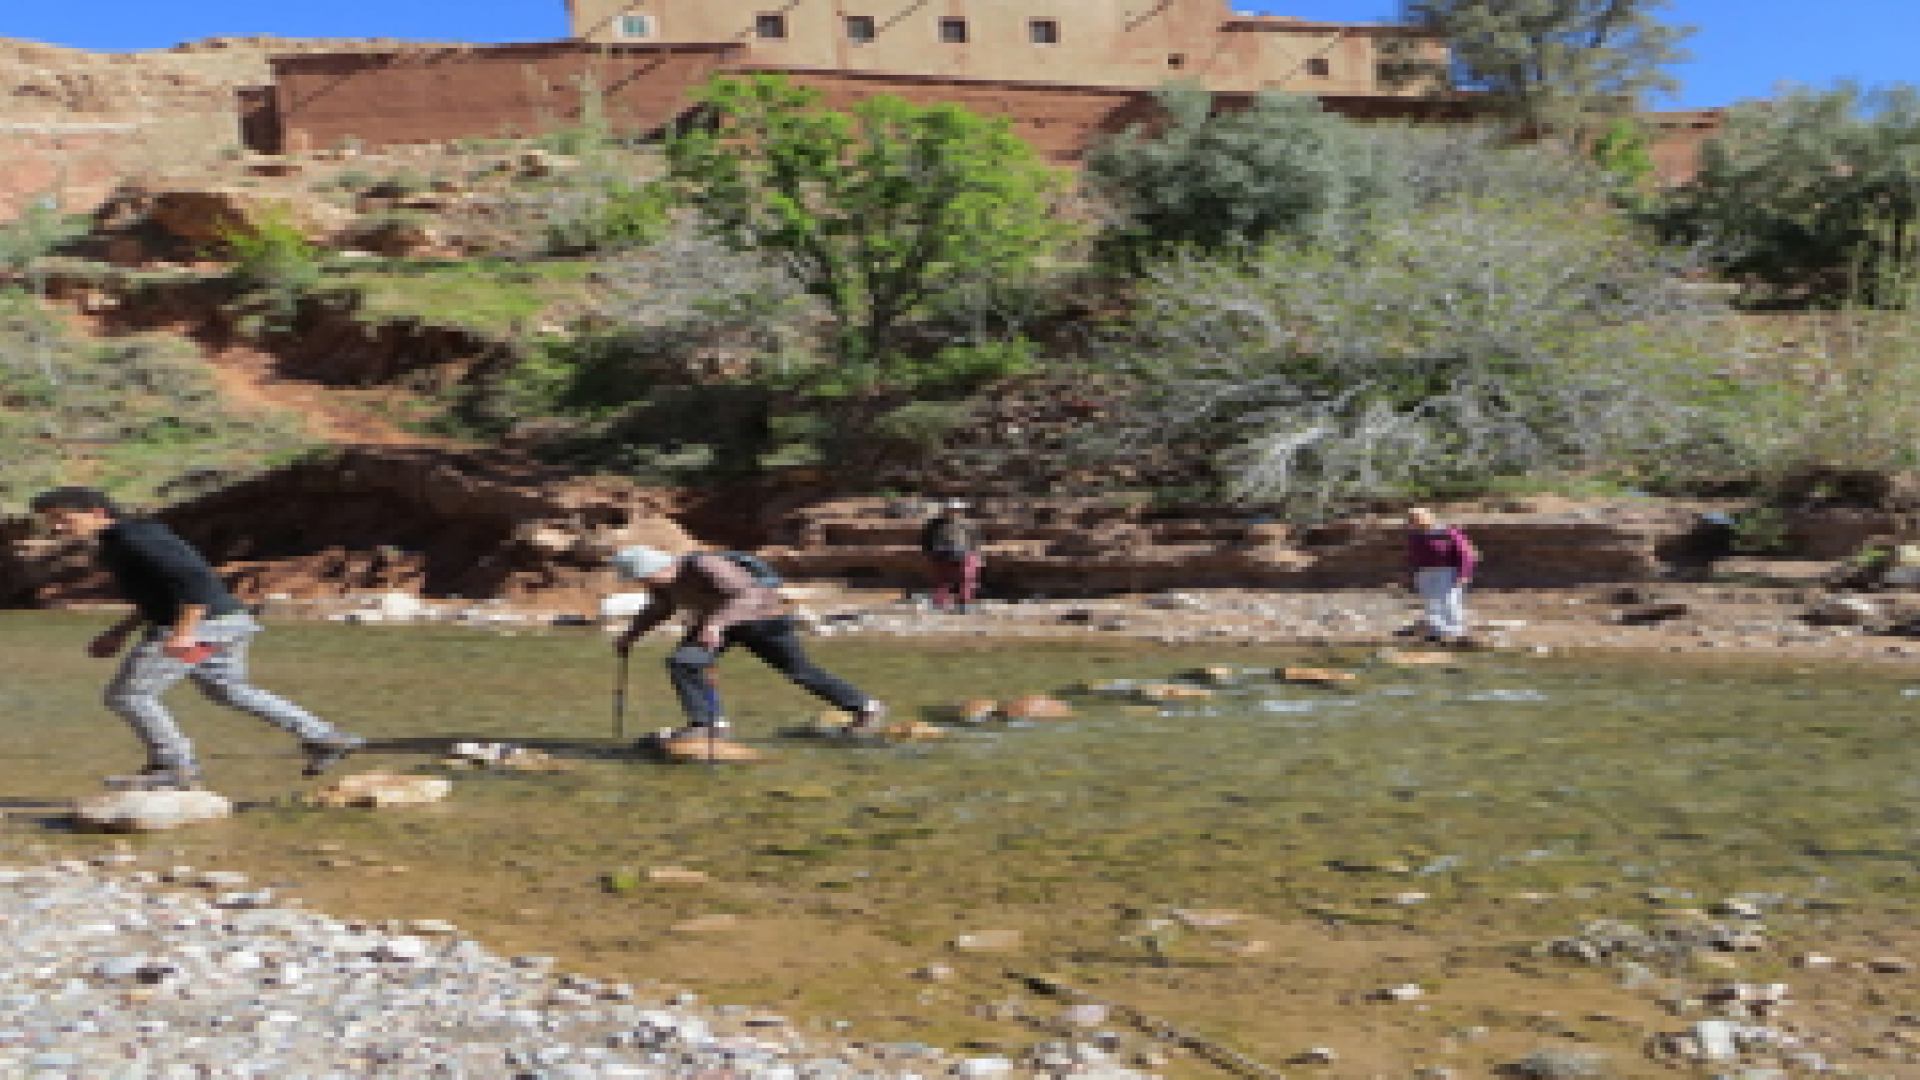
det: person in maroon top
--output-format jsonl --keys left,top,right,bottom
{"left": 1403, "top": 507, "right": 1479, "bottom": 645}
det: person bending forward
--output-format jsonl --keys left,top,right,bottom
{"left": 609, "top": 547, "right": 887, "bottom": 741}
{"left": 30, "top": 487, "right": 366, "bottom": 791}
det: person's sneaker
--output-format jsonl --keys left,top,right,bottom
{"left": 840, "top": 701, "right": 889, "bottom": 738}
{"left": 648, "top": 721, "right": 731, "bottom": 746}
{"left": 301, "top": 735, "right": 367, "bottom": 778}
{"left": 105, "top": 765, "right": 204, "bottom": 792}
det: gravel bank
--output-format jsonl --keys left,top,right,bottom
{"left": 0, "top": 847, "right": 1152, "bottom": 1078}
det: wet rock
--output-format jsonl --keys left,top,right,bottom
{"left": 646, "top": 867, "right": 711, "bottom": 885}
{"left": 951, "top": 930, "right": 1022, "bottom": 951}
{"left": 72, "top": 790, "right": 233, "bottom": 832}
{"left": 669, "top": 914, "right": 740, "bottom": 934}
{"left": 1171, "top": 909, "right": 1249, "bottom": 928}
{"left": 1135, "top": 684, "right": 1214, "bottom": 701}
{"left": 1001, "top": 696, "right": 1075, "bottom": 720}
{"left": 880, "top": 721, "right": 948, "bottom": 741}
{"left": 1510, "top": 1049, "right": 1610, "bottom": 1077}
{"left": 955, "top": 699, "right": 1000, "bottom": 722}
{"left": 1807, "top": 597, "right": 1878, "bottom": 626}
{"left": 657, "top": 737, "right": 766, "bottom": 763}
{"left": 1281, "top": 667, "right": 1357, "bottom": 684}
{"left": 307, "top": 772, "right": 451, "bottom": 809}
{"left": 1378, "top": 650, "right": 1454, "bottom": 665}
{"left": 1374, "top": 983, "right": 1425, "bottom": 1001}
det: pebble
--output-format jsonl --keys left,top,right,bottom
{"left": 0, "top": 850, "right": 1156, "bottom": 1078}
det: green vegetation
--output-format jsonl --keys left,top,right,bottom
{"left": 1096, "top": 196, "right": 1740, "bottom": 511}
{"left": 1654, "top": 82, "right": 1920, "bottom": 306}
{"left": 665, "top": 73, "right": 1073, "bottom": 377}
{"left": 24, "top": 64, "right": 1920, "bottom": 507}
{"left": 326, "top": 258, "right": 598, "bottom": 337}
{"left": 0, "top": 292, "right": 309, "bottom": 511}
{"left": 1402, "top": 0, "right": 1696, "bottom": 138}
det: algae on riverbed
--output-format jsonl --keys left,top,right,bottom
{"left": 5, "top": 610, "right": 1920, "bottom": 1073}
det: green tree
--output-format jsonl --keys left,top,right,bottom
{"left": 1653, "top": 82, "right": 1920, "bottom": 306}
{"left": 1086, "top": 90, "right": 1379, "bottom": 269}
{"left": 1400, "top": 0, "right": 1695, "bottom": 138}
{"left": 664, "top": 73, "right": 1072, "bottom": 385}
{"left": 1087, "top": 88, "right": 1613, "bottom": 268}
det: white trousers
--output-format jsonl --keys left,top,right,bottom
{"left": 1415, "top": 567, "right": 1468, "bottom": 638}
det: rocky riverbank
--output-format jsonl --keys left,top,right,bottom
{"left": 0, "top": 844, "right": 1152, "bottom": 1078}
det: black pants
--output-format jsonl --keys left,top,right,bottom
{"left": 666, "top": 617, "right": 868, "bottom": 728}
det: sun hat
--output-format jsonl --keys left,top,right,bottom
{"left": 609, "top": 546, "right": 677, "bottom": 582}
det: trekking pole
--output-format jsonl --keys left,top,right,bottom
{"left": 613, "top": 650, "right": 631, "bottom": 743}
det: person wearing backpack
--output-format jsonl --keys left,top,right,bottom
{"left": 608, "top": 547, "right": 887, "bottom": 742}
{"left": 1402, "top": 507, "right": 1480, "bottom": 646}
{"left": 919, "top": 500, "right": 982, "bottom": 614}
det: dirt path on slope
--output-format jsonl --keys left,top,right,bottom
{"left": 199, "top": 342, "right": 460, "bottom": 448}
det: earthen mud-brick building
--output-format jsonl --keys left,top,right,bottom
{"left": 566, "top": 0, "right": 1450, "bottom": 95}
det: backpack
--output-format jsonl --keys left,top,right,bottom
{"left": 925, "top": 518, "right": 977, "bottom": 560}
{"left": 691, "top": 551, "right": 785, "bottom": 589}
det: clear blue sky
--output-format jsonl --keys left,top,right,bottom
{"left": 4, "top": 0, "right": 1913, "bottom": 111}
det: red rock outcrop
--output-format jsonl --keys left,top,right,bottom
{"left": 2, "top": 448, "right": 693, "bottom": 609}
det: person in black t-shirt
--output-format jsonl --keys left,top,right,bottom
{"left": 29, "top": 488, "right": 366, "bottom": 791}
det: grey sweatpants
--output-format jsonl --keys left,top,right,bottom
{"left": 105, "top": 613, "right": 341, "bottom": 769}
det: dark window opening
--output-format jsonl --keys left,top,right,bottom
{"left": 1306, "top": 57, "right": 1330, "bottom": 77}
{"left": 845, "top": 15, "right": 876, "bottom": 42}
{"left": 755, "top": 14, "right": 787, "bottom": 39}
{"left": 1029, "top": 18, "right": 1060, "bottom": 45}
{"left": 939, "top": 17, "right": 969, "bottom": 43}
{"left": 1166, "top": 53, "right": 1186, "bottom": 69}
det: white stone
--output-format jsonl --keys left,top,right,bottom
{"left": 308, "top": 773, "right": 451, "bottom": 809}
{"left": 1693, "top": 1019, "right": 1741, "bottom": 1061}
{"left": 73, "top": 790, "right": 233, "bottom": 832}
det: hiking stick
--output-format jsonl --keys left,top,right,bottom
{"left": 613, "top": 650, "right": 631, "bottom": 742}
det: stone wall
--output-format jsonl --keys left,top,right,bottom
{"left": 269, "top": 42, "right": 744, "bottom": 154}
{"left": 258, "top": 41, "right": 1718, "bottom": 176}
{"left": 757, "top": 497, "right": 1703, "bottom": 595}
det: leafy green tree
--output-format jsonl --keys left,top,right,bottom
{"left": 1401, "top": 0, "right": 1695, "bottom": 138}
{"left": 1087, "top": 88, "right": 1613, "bottom": 267}
{"left": 1086, "top": 90, "right": 1378, "bottom": 268}
{"left": 1653, "top": 82, "right": 1920, "bottom": 306}
{"left": 664, "top": 73, "right": 1072, "bottom": 385}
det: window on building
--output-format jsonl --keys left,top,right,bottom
{"left": 1306, "top": 57, "right": 1330, "bottom": 77}
{"left": 938, "top": 18, "right": 969, "bottom": 44}
{"left": 1166, "top": 53, "right": 1186, "bottom": 69}
{"left": 845, "top": 15, "right": 876, "bottom": 43}
{"left": 755, "top": 14, "right": 787, "bottom": 40}
{"left": 1029, "top": 19, "right": 1060, "bottom": 45}
{"left": 618, "top": 13, "right": 653, "bottom": 38}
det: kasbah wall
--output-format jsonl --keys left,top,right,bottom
{"left": 267, "top": 39, "right": 1722, "bottom": 180}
